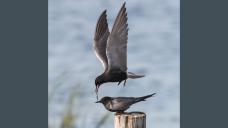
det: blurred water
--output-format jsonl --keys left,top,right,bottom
{"left": 48, "top": 0, "right": 179, "bottom": 128}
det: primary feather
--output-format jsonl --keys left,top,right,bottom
{"left": 93, "top": 10, "right": 110, "bottom": 70}
{"left": 106, "top": 2, "right": 128, "bottom": 72}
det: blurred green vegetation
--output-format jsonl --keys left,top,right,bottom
{"left": 60, "top": 83, "right": 80, "bottom": 128}
{"left": 49, "top": 80, "right": 111, "bottom": 128}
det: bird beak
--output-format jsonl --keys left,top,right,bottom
{"left": 95, "top": 84, "right": 99, "bottom": 93}
{"left": 95, "top": 101, "right": 101, "bottom": 103}
{"left": 95, "top": 84, "right": 100, "bottom": 100}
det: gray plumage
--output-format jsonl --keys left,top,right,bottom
{"left": 95, "top": 93, "right": 156, "bottom": 113}
{"left": 94, "top": 2, "right": 128, "bottom": 72}
{"left": 93, "top": 2, "right": 145, "bottom": 99}
{"left": 106, "top": 2, "right": 128, "bottom": 72}
{"left": 94, "top": 10, "right": 110, "bottom": 70}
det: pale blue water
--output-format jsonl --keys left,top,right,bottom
{"left": 48, "top": 0, "right": 179, "bottom": 128}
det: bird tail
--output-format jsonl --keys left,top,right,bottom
{"left": 127, "top": 72, "right": 145, "bottom": 79}
{"left": 135, "top": 93, "right": 156, "bottom": 102}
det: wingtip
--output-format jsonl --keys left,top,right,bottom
{"left": 138, "top": 93, "right": 156, "bottom": 102}
{"left": 101, "top": 9, "right": 107, "bottom": 15}
{"left": 122, "top": 1, "right": 126, "bottom": 8}
{"left": 94, "top": 8, "right": 109, "bottom": 40}
{"left": 151, "top": 93, "right": 156, "bottom": 97}
{"left": 146, "top": 93, "right": 156, "bottom": 98}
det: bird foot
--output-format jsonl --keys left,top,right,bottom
{"left": 116, "top": 111, "right": 125, "bottom": 114}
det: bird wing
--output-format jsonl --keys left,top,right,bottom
{"left": 106, "top": 2, "right": 128, "bottom": 71}
{"left": 111, "top": 97, "right": 135, "bottom": 111}
{"left": 93, "top": 10, "right": 110, "bottom": 70}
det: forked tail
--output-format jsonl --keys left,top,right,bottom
{"left": 127, "top": 72, "right": 145, "bottom": 79}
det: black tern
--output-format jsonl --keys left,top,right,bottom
{"left": 95, "top": 93, "right": 156, "bottom": 113}
{"left": 93, "top": 2, "right": 145, "bottom": 99}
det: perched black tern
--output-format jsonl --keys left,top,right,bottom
{"left": 95, "top": 93, "right": 156, "bottom": 113}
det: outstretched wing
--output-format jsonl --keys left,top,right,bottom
{"left": 106, "top": 2, "right": 128, "bottom": 71}
{"left": 93, "top": 10, "right": 110, "bottom": 70}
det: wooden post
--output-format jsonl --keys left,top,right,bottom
{"left": 114, "top": 112, "right": 146, "bottom": 128}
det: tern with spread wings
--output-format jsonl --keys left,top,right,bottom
{"left": 93, "top": 2, "right": 145, "bottom": 99}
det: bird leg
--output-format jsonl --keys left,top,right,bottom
{"left": 123, "top": 79, "right": 127, "bottom": 86}
{"left": 117, "top": 81, "right": 122, "bottom": 86}
{"left": 116, "top": 111, "right": 125, "bottom": 114}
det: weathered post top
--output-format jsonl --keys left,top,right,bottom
{"left": 114, "top": 111, "right": 146, "bottom": 128}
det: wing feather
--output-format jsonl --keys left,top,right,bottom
{"left": 93, "top": 10, "right": 110, "bottom": 70}
{"left": 106, "top": 2, "right": 128, "bottom": 71}
{"left": 111, "top": 97, "right": 135, "bottom": 111}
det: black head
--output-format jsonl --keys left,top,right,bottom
{"left": 94, "top": 75, "right": 106, "bottom": 100}
{"left": 95, "top": 75, "right": 105, "bottom": 93}
{"left": 95, "top": 97, "right": 112, "bottom": 104}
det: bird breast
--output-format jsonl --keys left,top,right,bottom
{"left": 104, "top": 101, "right": 113, "bottom": 110}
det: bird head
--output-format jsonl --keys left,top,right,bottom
{"left": 95, "top": 74, "right": 106, "bottom": 91}
{"left": 95, "top": 78, "right": 101, "bottom": 92}
{"left": 95, "top": 78, "right": 100, "bottom": 90}
{"left": 95, "top": 76, "right": 103, "bottom": 100}
{"left": 95, "top": 97, "right": 112, "bottom": 104}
